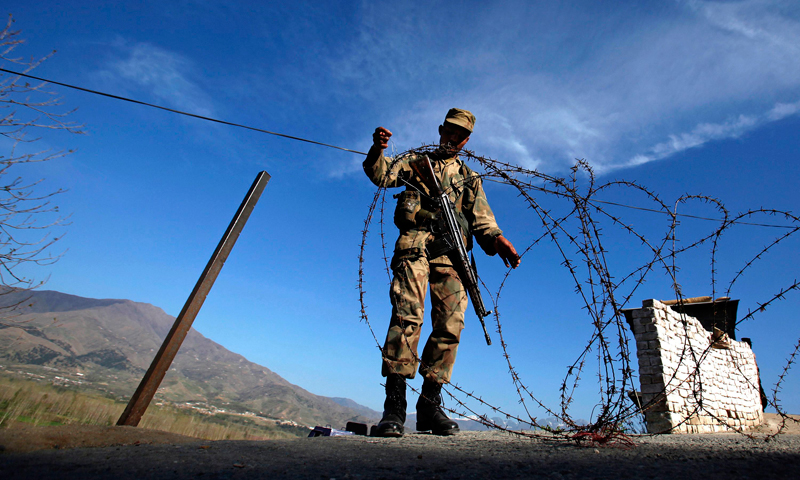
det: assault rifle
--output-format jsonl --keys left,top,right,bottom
{"left": 409, "top": 155, "right": 493, "bottom": 346}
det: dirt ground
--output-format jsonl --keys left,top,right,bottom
{"left": 1, "top": 414, "right": 798, "bottom": 454}
{"left": 0, "top": 424, "right": 200, "bottom": 454}
{"left": 1, "top": 415, "right": 799, "bottom": 480}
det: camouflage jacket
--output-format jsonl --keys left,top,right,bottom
{"left": 363, "top": 150, "right": 503, "bottom": 266}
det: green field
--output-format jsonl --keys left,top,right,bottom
{"left": 0, "top": 373, "right": 309, "bottom": 440}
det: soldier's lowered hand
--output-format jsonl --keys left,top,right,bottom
{"left": 494, "top": 235, "right": 521, "bottom": 269}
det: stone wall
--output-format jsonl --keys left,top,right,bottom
{"left": 628, "top": 299, "right": 763, "bottom": 433}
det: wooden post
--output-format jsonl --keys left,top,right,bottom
{"left": 117, "top": 171, "right": 270, "bottom": 426}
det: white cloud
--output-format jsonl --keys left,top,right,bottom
{"left": 600, "top": 111, "right": 764, "bottom": 172}
{"left": 768, "top": 100, "right": 800, "bottom": 121}
{"left": 327, "top": 155, "right": 365, "bottom": 179}
{"left": 99, "top": 41, "right": 215, "bottom": 118}
{"left": 330, "top": 0, "right": 800, "bottom": 175}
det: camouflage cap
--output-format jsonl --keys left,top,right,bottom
{"left": 443, "top": 108, "right": 476, "bottom": 133}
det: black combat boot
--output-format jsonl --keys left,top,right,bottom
{"left": 374, "top": 374, "right": 407, "bottom": 437}
{"left": 416, "top": 379, "right": 460, "bottom": 435}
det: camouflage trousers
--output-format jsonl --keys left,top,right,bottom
{"left": 381, "top": 254, "right": 468, "bottom": 384}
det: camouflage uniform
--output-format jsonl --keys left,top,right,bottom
{"left": 363, "top": 150, "right": 503, "bottom": 384}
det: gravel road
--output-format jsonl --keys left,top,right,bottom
{"left": 2, "top": 428, "right": 799, "bottom": 479}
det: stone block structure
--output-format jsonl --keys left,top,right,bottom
{"left": 627, "top": 299, "right": 763, "bottom": 433}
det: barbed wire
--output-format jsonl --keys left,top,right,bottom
{"left": 359, "top": 145, "right": 800, "bottom": 444}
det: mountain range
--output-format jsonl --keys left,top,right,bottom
{"left": 0, "top": 289, "right": 379, "bottom": 428}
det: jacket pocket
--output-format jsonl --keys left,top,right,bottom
{"left": 393, "top": 189, "right": 421, "bottom": 231}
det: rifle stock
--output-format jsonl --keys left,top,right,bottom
{"left": 410, "top": 155, "right": 493, "bottom": 346}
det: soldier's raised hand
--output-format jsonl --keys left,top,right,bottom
{"left": 373, "top": 127, "right": 392, "bottom": 150}
{"left": 494, "top": 235, "right": 521, "bottom": 269}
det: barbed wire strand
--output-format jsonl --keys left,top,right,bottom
{"left": 2, "top": 67, "right": 796, "bottom": 232}
{"left": 0, "top": 67, "right": 368, "bottom": 155}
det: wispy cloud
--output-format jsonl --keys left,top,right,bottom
{"left": 98, "top": 41, "right": 215, "bottom": 118}
{"left": 607, "top": 113, "right": 760, "bottom": 172}
{"left": 328, "top": 0, "right": 800, "bottom": 175}
{"left": 610, "top": 97, "right": 800, "bottom": 171}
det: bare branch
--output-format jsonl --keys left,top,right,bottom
{"left": 0, "top": 15, "right": 77, "bottom": 305}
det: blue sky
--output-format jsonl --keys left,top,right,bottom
{"left": 5, "top": 0, "right": 800, "bottom": 421}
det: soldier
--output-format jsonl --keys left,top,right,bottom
{"left": 363, "top": 108, "right": 521, "bottom": 437}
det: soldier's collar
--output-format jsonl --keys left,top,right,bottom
{"left": 433, "top": 154, "right": 459, "bottom": 166}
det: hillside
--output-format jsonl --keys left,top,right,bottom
{"left": 0, "top": 289, "right": 379, "bottom": 428}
